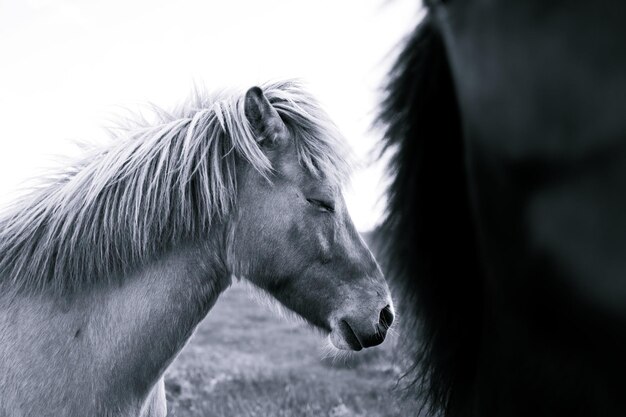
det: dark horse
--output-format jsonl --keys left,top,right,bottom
{"left": 378, "top": 1, "right": 626, "bottom": 416}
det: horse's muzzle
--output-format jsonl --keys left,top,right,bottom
{"left": 330, "top": 304, "right": 395, "bottom": 351}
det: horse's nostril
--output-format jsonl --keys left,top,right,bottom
{"left": 379, "top": 305, "right": 394, "bottom": 329}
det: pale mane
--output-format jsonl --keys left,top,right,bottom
{"left": 0, "top": 80, "right": 350, "bottom": 293}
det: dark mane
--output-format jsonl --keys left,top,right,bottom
{"left": 378, "top": 16, "right": 482, "bottom": 415}
{"left": 379, "top": 5, "right": 626, "bottom": 417}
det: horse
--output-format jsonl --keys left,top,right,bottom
{"left": 378, "top": 1, "right": 626, "bottom": 416}
{"left": 0, "top": 80, "right": 394, "bottom": 417}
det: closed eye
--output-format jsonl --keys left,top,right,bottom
{"left": 306, "top": 198, "right": 335, "bottom": 213}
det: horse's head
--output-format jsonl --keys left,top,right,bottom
{"left": 230, "top": 86, "right": 393, "bottom": 351}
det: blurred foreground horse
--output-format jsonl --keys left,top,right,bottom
{"left": 0, "top": 81, "right": 394, "bottom": 416}
{"left": 379, "top": 1, "right": 626, "bottom": 416}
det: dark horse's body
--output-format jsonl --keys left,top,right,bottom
{"left": 378, "top": 1, "right": 626, "bottom": 416}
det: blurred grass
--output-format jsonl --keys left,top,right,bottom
{"left": 164, "top": 282, "right": 419, "bottom": 417}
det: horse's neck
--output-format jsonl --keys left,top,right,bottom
{"left": 74, "top": 236, "right": 232, "bottom": 407}
{"left": 0, "top": 232, "right": 231, "bottom": 415}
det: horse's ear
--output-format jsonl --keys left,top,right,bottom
{"left": 244, "top": 86, "right": 289, "bottom": 148}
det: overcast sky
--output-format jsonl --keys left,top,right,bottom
{"left": 0, "top": 0, "right": 421, "bottom": 231}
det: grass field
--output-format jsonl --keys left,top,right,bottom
{"left": 164, "top": 281, "right": 420, "bottom": 417}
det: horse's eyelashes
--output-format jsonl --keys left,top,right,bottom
{"left": 306, "top": 198, "right": 335, "bottom": 213}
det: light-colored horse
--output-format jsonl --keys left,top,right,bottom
{"left": 0, "top": 81, "right": 393, "bottom": 417}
